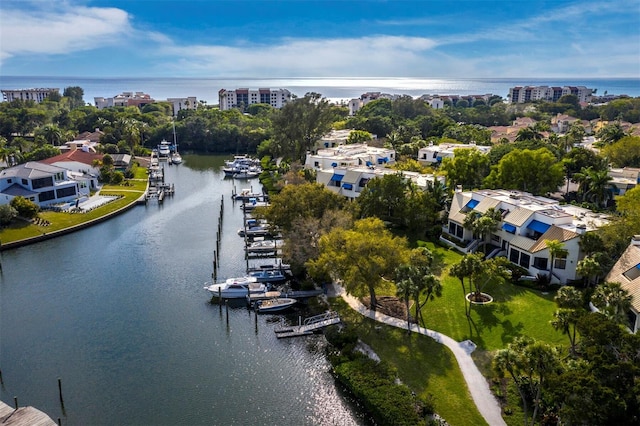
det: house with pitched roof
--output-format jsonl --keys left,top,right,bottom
{"left": 604, "top": 235, "right": 640, "bottom": 333}
{"left": 0, "top": 162, "right": 89, "bottom": 207}
{"left": 40, "top": 150, "right": 103, "bottom": 190}
{"left": 442, "top": 189, "right": 609, "bottom": 284}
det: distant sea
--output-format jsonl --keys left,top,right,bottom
{"left": 1, "top": 76, "right": 639, "bottom": 105}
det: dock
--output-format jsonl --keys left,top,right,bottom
{"left": 274, "top": 311, "right": 340, "bottom": 338}
{"left": 0, "top": 400, "right": 56, "bottom": 426}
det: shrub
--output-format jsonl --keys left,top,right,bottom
{"left": 0, "top": 204, "right": 18, "bottom": 225}
{"left": 10, "top": 196, "right": 39, "bottom": 219}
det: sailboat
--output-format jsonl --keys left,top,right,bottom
{"left": 170, "top": 121, "right": 182, "bottom": 165}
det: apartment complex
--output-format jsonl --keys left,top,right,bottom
{"left": 348, "top": 92, "right": 399, "bottom": 116}
{"left": 1, "top": 88, "right": 60, "bottom": 103}
{"left": 94, "top": 92, "right": 155, "bottom": 109}
{"left": 441, "top": 189, "right": 608, "bottom": 284}
{"left": 304, "top": 142, "right": 395, "bottom": 170}
{"left": 508, "top": 85, "right": 593, "bottom": 104}
{"left": 218, "top": 88, "right": 292, "bottom": 111}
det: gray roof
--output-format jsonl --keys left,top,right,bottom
{"left": 0, "top": 161, "right": 66, "bottom": 180}
{"left": 2, "top": 183, "right": 37, "bottom": 196}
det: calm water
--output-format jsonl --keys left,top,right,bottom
{"left": 0, "top": 156, "right": 367, "bottom": 425}
{"left": 1, "top": 76, "right": 639, "bottom": 104}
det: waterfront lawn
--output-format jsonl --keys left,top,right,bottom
{"left": 0, "top": 173, "right": 147, "bottom": 244}
{"left": 332, "top": 298, "right": 488, "bottom": 426}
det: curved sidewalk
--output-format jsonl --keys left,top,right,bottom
{"left": 338, "top": 290, "right": 506, "bottom": 426}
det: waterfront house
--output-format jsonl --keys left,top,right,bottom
{"left": 111, "top": 154, "right": 133, "bottom": 172}
{"left": 40, "top": 150, "right": 102, "bottom": 190}
{"left": 0, "top": 162, "right": 87, "bottom": 207}
{"left": 304, "top": 143, "right": 395, "bottom": 170}
{"left": 315, "top": 165, "right": 445, "bottom": 200}
{"left": 441, "top": 189, "right": 609, "bottom": 284}
{"left": 603, "top": 235, "right": 640, "bottom": 333}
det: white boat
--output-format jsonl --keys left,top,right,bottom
{"left": 241, "top": 199, "right": 269, "bottom": 211}
{"left": 158, "top": 140, "right": 171, "bottom": 157}
{"left": 256, "top": 297, "right": 297, "bottom": 313}
{"left": 204, "top": 276, "right": 267, "bottom": 298}
{"left": 233, "top": 170, "right": 259, "bottom": 179}
{"left": 170, "top": 121, "right": 182, "bottom": 164}
{"left": 248, "top": 269, "right": 287, "bottom": 283}
{"left": 245, "top": 239, "right": 281, "bottom": 253}
{"left": 237, "top": 225, "right": 271, "bottom": 237}
{"left": 171, "top": 152, "right": 182, "bottom": 164}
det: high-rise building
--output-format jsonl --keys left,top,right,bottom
{"left": 508, "top": 85, "right": 593, "bottom": 103}
{"left": 1, "top": 88, "right": 60, "bottom": 103}
{"left": 218, "top": 88, "right": 292, "bottom": 111}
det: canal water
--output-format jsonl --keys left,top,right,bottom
{"left": 0, "top": 155, "right": 368, "bottom": 425}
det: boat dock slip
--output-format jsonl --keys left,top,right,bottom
{"left": 246, "top": 289, "right": 322, "bottom": 304}
{"left": 0, "top": 401, "right": 56, "bottom": 426}
{"left": 275, "top": 311, "right": 341, "bottom": 338}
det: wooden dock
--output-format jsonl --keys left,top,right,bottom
{"left": 0, "top": 400, "right": 56, "bottom": 426}
{"left": 274, "top": 311, "right": 340, "bottom": 338}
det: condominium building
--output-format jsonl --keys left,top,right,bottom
{"left": 167, "top": 97, "right": 198, "bottom": 116}
{"left": 441, "top": 189, "right": 609, "bottom": 284}
{"left": 218, "top": 88, "right": 291, "bottom": 111}
{"left": 304, "top": 142, "right": 395, "bottom": 170}
{"left": 348, "top": 92, "right": 399, "bottom": 116}
{"left": 94, "top": 92, "right": 155, "bottom": 109}
{"left": 1, "top": 88, "right": 60, "bottom": 103}
{"left": 508, "top": 85, "right": 593, "bottom": 104}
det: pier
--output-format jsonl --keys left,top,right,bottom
{"left": 274, "top": 311, "right": 341, "bottom": 338}
{"left": 0, "top": 400, "right": 56, "bottom": 426}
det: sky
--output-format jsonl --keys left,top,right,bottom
{"left": 0, "top": 0, "right": 639, "bottom": 78}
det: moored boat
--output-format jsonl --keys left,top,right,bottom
{"left": 256, "top": 297, "right": 297, "bottom": 313}
{"left": 204, "top": 276, "right": 267, "bottom": 298}
{"left": 248, "top": 269, "right": 287, "bottom": 283}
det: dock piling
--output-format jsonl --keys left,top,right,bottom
{"left": 14, "top": 396, "right": 18, "bottom": 409}
{"left": 58, "top": 378, "right": 64, "bottom": 404}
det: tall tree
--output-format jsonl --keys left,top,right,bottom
{"left": 591, "top": 281, "right": 633, "bottom": 326}
{"left": 307, "top": 217, "right": 410, "bottom": 310}
{"left": 270, "top": 92, "right": 335, "bottom": 162}
{"left": 484, "top": 148, "right": 565, "bottom": 195}
{"left": 440, "top": 148, "right": 490, "bottom": 190}
{"left": 576, "top": 255, "right": 603, "bottom": 287}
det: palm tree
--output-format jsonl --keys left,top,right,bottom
{"left": 551, "top": 308, "right": 582, "bottom": 357}
{"left": 596, "top": 121, "right": 627, "bottom": 144}
{"left": 395, "top": 265, "right": 419, "bottom": 332}
{"left": 583, "top": 169, "right": 615, "bottom": 208}
{"left": 41, "top": 124, "right": 64, "bottom": 146}
{"left": 591, "top": 282, "right": 632, "bottom": 326}
{"left": 464, "top": 207, "right": 501, "bottom": 252}
{"left": 515, "top": 126, "right": 543, "bottom": 142}
{"left": 576, "top": 255, "right": 602, "bottom": 287}
{"left": 545, "top": 239, "right": 568, "bottom": 283}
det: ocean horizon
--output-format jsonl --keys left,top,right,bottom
{"left": 1, "top": 75, "right": 639, "bottom": 106}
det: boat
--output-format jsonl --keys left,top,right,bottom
{"left": 233, "top": 189, "right": 266, "bottom": 202}
{"left": 204, "top": 276, "right": 267, "bottom": 298}
{"left": 232, "top": 170, "right": 259, "bottom": 179}
{"left": 170, "top": 121, "right": 182, "bottom": 164}
{"left": 171, "top": 152, "right": 182, "bottom": 164}
{"left": 248, "top": 269, "right": 287, "bottom": 283}
{"left": 241, "top": 199, "right": 270, "bottom": 211}
{"left": 245, "top": 239, "right": 281, "bottom": 253}
{"left": 256, "top": 297, "right": 297, "bottom": 313}
{"left": 158, "top": 140, "right": 171, "bottom": 157}
{"left": 237, "top": 225, "right": 272, "bottom": 238}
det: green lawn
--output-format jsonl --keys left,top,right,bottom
{"left": 0, "top": 166, "right": 148, "bottom": 245}
{"left": 331, "top": 298, "right": 488, "bottom": 426}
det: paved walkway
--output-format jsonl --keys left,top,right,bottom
{"left": 331, "top": 285, "right": 506, "bottom": 426}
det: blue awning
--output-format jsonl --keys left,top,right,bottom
{"left": 331, "top": 162, "right": 337, "bottom": 167}
{"left": 365, "top": 161, "right": 372, "bottom": 167}
{"left": 465, "top": 199, "right": 480, "bottom": 209}
{"left": 436, "top": 156, "right": 443, "bottom": 162}
{"left": 377, "top": 157, "right": 388, "bottom": 164}
{"left": 636, "top": 263, "right": 640, "bottom": 270}
{"left": 527, "top": 220, "right": 551, "bottom": 234}
{"left": 502, "top": 223, "right": 516, "bottom": 233}
{"left": 342, "top": 183, "right": 353, "bottom": 190}
{"left": 330, "top": 174, "right": 344, "bottom": 182}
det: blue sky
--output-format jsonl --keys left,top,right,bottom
{"left": 1, "top": 0, "right": 639, "bottom": 78}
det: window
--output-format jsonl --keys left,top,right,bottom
{"left": 32, "top": 177, "right": 54, "bottom": 189}
{"left": 533, "top": 257, "right": 548, "bottom": 270}
{"left": 56, "top": 186, "right": 76, "bottom": 198}
{"left": 38, "top": 190, "right": 55, "bottom": 202}
{"left": 622, "top": 264, "right": 640, "bottom": 281}
{"left": 554, "top": 256, "right": 567, "bottom": 270}
{"left": 519, "top": 253, "right": 530, "bottom": 268}
{"left": 510, "top": 248, "right": 520, "bottom": 263}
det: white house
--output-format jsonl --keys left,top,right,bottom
{"left": 348, "top": 92, "right": 399, "bottom": 116}
{"left": 609, "top": 167, "right": 640, "bottom": 196}
{"left": 604, "top": 235, "right": 640, "bottom": 333}
{"left": 40, "top": 150, "right": 103, "bottom": 191}
{"left": 304, "top": 143, "right": 395, "bottom": 170}
{"left": 0, "top": 162, "right": 89, "bottom": 207}
{"left": 315, "top": 165, "right": 445, "bottom": 200}
{"left": 441, "top": 189, "right": 609, "bottom": 284}
{"left": 418, "top": 142, "right": 491, "bottom": 164}
{"left": 167, "top": 97, "right": 197, "bottom": 116}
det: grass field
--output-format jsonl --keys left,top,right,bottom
{"left": 0, "top": 166, "right": 148, "bottom": 245}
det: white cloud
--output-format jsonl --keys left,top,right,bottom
{"left": 0, "top": 4, "right": 133, "bottom": 60}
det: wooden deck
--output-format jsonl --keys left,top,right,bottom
{"left": 0, "top": 401, "right": 56, "bottom": 426}
{"left": 275, "top": 311, "right": 341, "bottom": 338}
